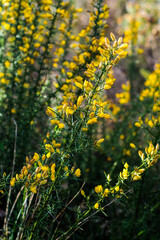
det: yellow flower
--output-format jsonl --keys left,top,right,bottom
{"left": 23, "top": 83, "right": 30, "bottom": 88}
{"left": 4, "top": 60, "right": 10, "bottom": 68}
{"left": 75, "top": 81, "right": 83, "bottom": 89}
{"left": 94, "top": 202, "right": 99, "bottom": 209}
{"left": 130, "top": 143, "right": 136, "bottom": 148}
{"left": 46, "top": 107, "right": 55, "bottom": 118}
{"left": 30, "top": 185, "right": 37, "bottom": 193}
{"left": 124, "top": 162, "right": 129, "bottom": 169}
{"left": 3, "top": 23, "right": 10, "bottom": 30}
{"left": 148, "top": 120, "right": 154, "bottom": 128}
{"left": 11, "top": 108, "right": 16, "bottom": 114}
{"left": 81, "top": 190, "right": 86, "bottom": 197}
{"left": 0, "top": 72, "right": 4, "bottom": 78}
{"left": 51, "top": 174, "right": 55, "bottom": 181}
{"left": 77, "top": 96, "right": 84, "bottom": 107}
{"left": 51, "top": 163, "right": 56, "bottom": 174}
{"left": 87, "top": 117, "right": 97, "bottom": 125}
{"left": 120, "top": 134, "right": 124, "bottom": 140}
{"left": 46, "top": 152, "right": 51, "bottom": 158}
{"left": 122, "top": 168, "right": 128, "bottom": 179}
{"left": 135, "top": 122, "right": 141, "bottom": 127}
{"left": 104, "top": 188, "right": 109, "bottom": 197}
{"left": 10, "top": 177, "right": 16, "bottom": 187}
{"left": 74, "top": 168, "right": 81, "bottom": 177}
{"left": 33, "top": 153, "right": 39, "bottom": 161}
{"left": 95, "top": 138, "right": 105, "bottom": 147}
{"left": 107, "top": 174, "right": 110, "bottom": 181}
{"left": 115, "top": 186, "right": 119, "bottom": 192}
{"left": 64, "top": 166, "right": 68, "bottom": 172}
{"left": 132, "top": 175, "right": 141, "bottom": 181}
{"left": 58, "top": 123, "right": 64, "bottom": 129}
{"left": 95, "top": 185, "right": 103, "bottom": 194}
{"left": 41, "top": 166, "right": 49, "bottom": 172}
{"left": 66, "top": 107, "right": 74, "bottom": 116}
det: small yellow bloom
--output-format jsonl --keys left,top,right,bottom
{"left": 46, "top": 107, "right": 55, "bottom": 118}
{"left": 58, "top": 123, "right": 64, "bottom": 129}
{"left": 11, "top": 108, "right": 16, "bottom": 114}
{"left": 135, "top": 122, "right": 141, "bottom": 127}
{"left": 115, "top": 186, "right": 119, "bottom": 192}
{"left": 23, "top": 83, "right": 30, "bottom": 88}
{"left": 51, "top": 163, "right": 56, "bottom": 174}
{"left": 95, "top": 185, "right": 103, "bottom": 194}
{"left": 77, "top": 96, "right": 84, "bottom": 107}
{"left": 4, "top": 60, "right": 10, "bottom": 68}
{"left": 95, "top": 138, "right": 105, "bottom": 147}
{"left": 51, "top": 174, "right": 55, "bottom": 181}
{"left": 122, "top": 168, "right": 128, "bottom": 179}
{"left": 64, "top": 166, "right": 68, "bottom": 172}
{"left": 130, "top": 143, "right": 136, "bottom": 148}
{"left": 46, "top": 151, "right": 51, "bottom": 158}
{"left": 30, "top": 185, "right": 37, "bottom": 193}
{"left": 66, "top": 107, "right": 74, "bottom": 116}
{"left": 10, "top": 177, "right": 16, "bottom": 187}
{"left": 120, "top": 134, "right": 124, "bottom": 140}
{"left": 94, "top": 202, "right": 99, "bottom": 209}
{"left": 104, "top": 188, "right": 109, "bottom": 197}
{"left": 74, "top": 168, "right": 81, "bottom": 177}
{"left": 0, "top": 72, "right": 4, "bottom": 78}
{"left": 148, "top": 120, "right": 154, "bottom": 128}
{"left": 138, "top": 168, "right": 145, "bottom": 174}
{"left": 36, "top": 173, "right": 41, "bottom": 179}
{"left": 132, "top": 175, "right": 141, "bottom": 181}
{"left": 81, "top": 190, "right": 86, "bottom": 197}
{"left": 41, "top": 166, "right": 49, "bottom": 172}
{"left": 75, "top": 81, "right": 83, "bottom": 89}
{"left": 124, "top": 162, "right": 129, "bottom": 169}
{"left": 33, "top": 153, "right": 39, "bottom": 161}
{"left": 107, "top": 174, "right": 111, "bottom": 181}
{"left": 87, "top": 117, "right": 97, "bottom": 125}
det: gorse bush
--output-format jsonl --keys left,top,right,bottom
{"left": 0, "top": 0, "right": 160, "bottom": 239}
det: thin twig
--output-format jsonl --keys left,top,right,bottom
{"left": 7, "top": 185, "right": 24, "bottom": 224}
{"left": 3, "top": 118, "right": 17, "bottom": 235}
{"left": 55, "top": 181, "right": 86, "bottom": 221}
{"left": 56, "top": 189, "right": 132, "bottom": 240}
{"left": 25, "top": 193, "right": 34, "bottom": 219}
{"left": 16, "top": 189, "right": 28, "bottom": 240}
{"left": 26, "top": 195, "right": 42, "bottom": 226}
{"left": 51, "top": 182, "right": 86, "bottom": 240}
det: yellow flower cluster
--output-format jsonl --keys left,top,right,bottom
{"left": 135, "top": 64, "right": 160, "bottom": 129}
{"left": 91, "top": 141, "right": 159, "bottom": 209}
{"left": 48, "top": 34, "right": 128, "bottom": 134}
{"left": 118, "top": 1, "right": 160, "bottom": 54}
{"left": 10, "top": 152, "right": 56, "bottom": 193}
{"left": 116, "top": 81, "right": 130, "bottom": 105}
{"left": 140, "top": 64, "right": 160, "bottom": 108}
